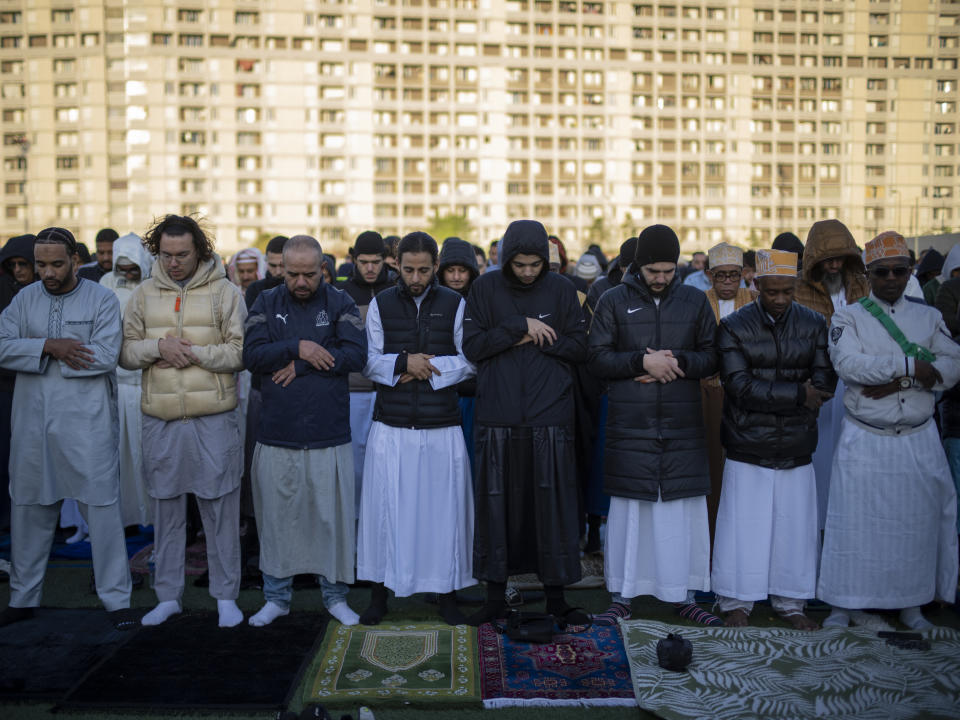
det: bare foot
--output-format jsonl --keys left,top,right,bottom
{"left": 725, "top": 608, "right": 750, "bottom": 627}
{"left": 781, "top": 612, "right": 819, "bottom": 631}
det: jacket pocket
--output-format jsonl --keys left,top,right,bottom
{"left": 142, "top": 370, "right": 152, "bottom": 405}
{"left": 215, "top": 373, "right": 226, "bottom": 401}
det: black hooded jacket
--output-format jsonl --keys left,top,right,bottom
{"left": 718, "top": 301, "right": 836, "bottom": 469}
{"left": 438, "top": 237, "right": 479, "bottom": 297}
{"left": 463, "top": 220, "right": 587, "bottom": 428}
{"left": 336, "top": 262, "right": 396, "bottom": 392}
{"left": 587, "top": 269, "right": 718, "bottom": 500}
{"left": 0, "top": 234, "right": 36, "bottom": 393}
{"left": 585, "top": 259, "right": 625, "bottom": 318}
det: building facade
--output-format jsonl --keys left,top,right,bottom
{"left": 1, "top": 0, "right": 958, "bottom": 256}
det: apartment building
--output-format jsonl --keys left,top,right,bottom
{"left": 0, "top": 0, "right": 958, "bottom": 256}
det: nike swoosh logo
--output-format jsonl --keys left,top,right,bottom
{"left": 627, "top": 307, "right": 643, "bottom": 314}
{"left": 538, "top": 313, "right": 550, "bottom": 319}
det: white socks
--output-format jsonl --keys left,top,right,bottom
{"left": 823, "top": 608, "right": 895, "bottom": 631}
{"left": 900, "top": 606, "right": 934, "bottom": 630}
{"left": 249, "top": 601, "right": 289, "bottom": 627}
{"left": 327, "top": 601, "right": 360, "bottom": 626}
{"left": 217, "top": 599, "right": 244, "bottom": 627}
{"left": 141, "top": 600, "right": 181, "bottom": 626}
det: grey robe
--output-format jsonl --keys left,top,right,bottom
{"left": 0, "top": 278, "right": 121, "bottom": 506}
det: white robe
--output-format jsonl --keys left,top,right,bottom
{"left": 818, "top": 418, "right": 958, "bottom": 609}
{"left": 356, "top": 293, "right": 477, "bottom": 596}
{"left": 0, "top": 279, "right": 121, "bottom": 506}
{"left": 711, "top": 459, "right": 819, "bottom": 602}
{"left": 604, "top": 494, "right": 711, "bottom": 603}
{"left": 100, "top": 235, "right": 154, "bottom": 526}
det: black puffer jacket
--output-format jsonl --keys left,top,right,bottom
{"left": 464, "top": 220, "right": 586, "bottom": 428}
{"left": 718, "top": 301, "right": 836, "bottom": 469}
{"left": 585, "top": 260, "right": 625, "bottom": 318}
{"left": 588, "top": 269, "right": 718, "bottom": 500}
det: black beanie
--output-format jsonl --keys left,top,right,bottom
{"left": 618, "top": 237, "right": 639, "bottom": 268}
{"left": 772, "top": 232, "right": 804, "bottom": 258}
{"left": 95, "top": 228, "right": 119, "bottom": 245}
{"left": 634, "top": 225, "right": 680, "bottom": 266}
{"left": 353, "top": 230, "right": 386, "bottom": 257}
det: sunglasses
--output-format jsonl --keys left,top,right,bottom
{"left": 711, "top": 271, "right": 741, "bottom": 282}
{"left": 870, "top": 266, "right": 910, "bottom": 279}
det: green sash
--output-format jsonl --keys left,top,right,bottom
{"left": 857, "top": 297, "right": 936, "bottom": 362}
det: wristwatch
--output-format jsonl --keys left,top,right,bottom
{"left": 899, "top": 376, "right": 912, "bottom": 390}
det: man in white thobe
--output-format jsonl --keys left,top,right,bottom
{"left": 242, "top": 235, "right": 367, "bottom": 627}
{"left": 820, "top": 231, "right": 960, "bottom": 631}
{"left": 0, "top": 227, "right": 134, "bottom": 629}
{"left": 100, "top": 232, "right": 154, "bottom": 529}
{"left": 357, "top": 232, "right": 475, "bottom": 626}
{"left": 712, "top": 249, "right": 835, "bottom": 629}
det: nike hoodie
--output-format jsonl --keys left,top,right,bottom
{"left": 463, "top": 220, "right": 586, "bottom": 427}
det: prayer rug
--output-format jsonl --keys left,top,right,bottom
{"left": 622, "top": 619, "right": 960, "bottom": 720}
{"left": 478, "top": 622, "right": 636, "bottom": 707}
{"left": 307, "top": 622, "right": 480, "bottom": 707}
{"left": 58, "top": 611, "right": 327, "bottom": 713}
{"left": 0, "top": 608, "right": 126, "bottom": 700}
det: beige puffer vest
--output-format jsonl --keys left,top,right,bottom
{"left": 120, "top": 254, "right": 246, "bottom": 421}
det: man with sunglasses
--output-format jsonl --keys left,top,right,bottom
{"left": 700, "top": 243, "right": 757, "bottom": 541}
{"left": 818, "top": 231, "right": 960, "bottom": 631}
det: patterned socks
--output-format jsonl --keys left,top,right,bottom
{"left": 593, "top": 602, "right": 631, "bottom": 626}
{"left": 674, "top": 601, "right": 724, "bottom": 626}
{"left": 359, "top": 583, "right": 389, "bottom": 626}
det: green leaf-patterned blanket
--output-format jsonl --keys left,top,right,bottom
{"left": 621, "top": 619, "right": 960, "bottom": 720}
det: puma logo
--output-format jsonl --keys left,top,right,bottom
{"left": 275, "top": 313, "right": 288, "bottom": 325}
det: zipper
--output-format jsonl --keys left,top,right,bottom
{"left": 655, "top": 298, "right": 663, "bottom": 442}
{"left": 771, "top": 319, "right": 783, "bottom": 455}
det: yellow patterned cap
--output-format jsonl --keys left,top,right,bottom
{"left": 755, "top": 249, "right": 798, "bottom": 277}
{"left": 864, "top": 231, "right": 910, "bottom": 266}
{"left": 708, "top": 242, "right": 742, "bottom": 269}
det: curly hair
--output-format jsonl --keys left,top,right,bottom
{"left": 142, "top": 214, "right": 215, "bottom": 262}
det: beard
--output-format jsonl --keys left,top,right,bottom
{"left": 822, "top": 271, "right": 843, "bottom": 295}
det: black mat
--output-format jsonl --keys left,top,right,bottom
{"left": 58, "top": 611, "right": 329, "bottom": 713}
{"left": 0, "top": 608, "right": 127, "bottom": 700}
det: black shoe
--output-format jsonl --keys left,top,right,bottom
{"left": 108, "top": 608, "right": 142, "bottom": 631}
{"left": 0, "top": 606, "right": 34, "bottom": 627}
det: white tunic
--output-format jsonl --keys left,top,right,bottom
{"left": 356, "top": 294, "right": 477, "bottom": 596}
{"left": 711, "top": 460, "right": 819, "bottom": 602}
{"left": 604, "top": 494, "right": 711, "bottom": 603}
{"left": 818, "top": 291, "right": 960, "bottom": 608}
{"left": 0, "top": 279, "right": 121, "bottom": 506}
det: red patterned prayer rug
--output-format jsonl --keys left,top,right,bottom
{"left": 478, "top": 622, "right": 637, "bottom": 708}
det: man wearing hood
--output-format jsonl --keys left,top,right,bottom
{"left": 120, "top": 215, "right": 247, "bottom": 628}
{"left": 917, "top": 248, "right": 945, "bottom": 306}
{"left": 100, "top": 233, "right": 154, "bottom": 530}
{"left": 438, "top": 237, "right": 481, "bottom": 470}
{"left": 0, "top": 233, "right": 36, "bottom": 531}
{"left": 794, "top": 219, "right": 870, "bottom": 530}
{"left": 336, "top": 231, "right": 397, "bottom": 515}
{"left": 0, "top": 228, "right": 134, "bottom": 629}
{"left": 357, "top": 232, "right": 476, "bottom": 626}
{"left": 464, "top": 219, "right": 588, "bottom": 626}
{"left": 588, "top": 225, "right": 721, "bottom": 627}
{"left": 243, "top": 235, "right": 366, "bottom": 628}
{"left": 934, "top": 244, "right": 960, "bottom": 336}
{"left": 819, "top": 231, "right": 960, "bottom": 631}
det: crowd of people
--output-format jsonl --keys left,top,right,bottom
{"left": 0, "top": 215, "right": 957, "bottom": 637}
